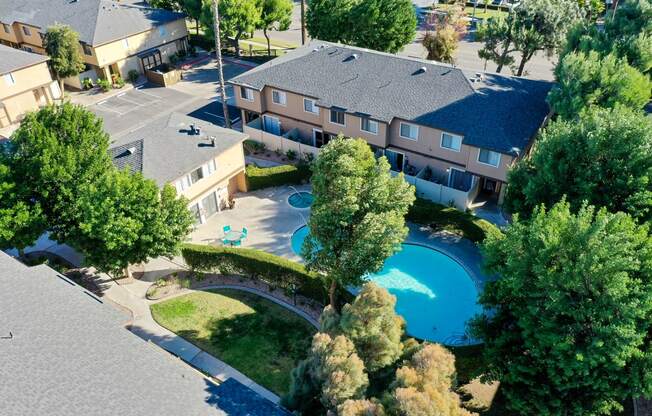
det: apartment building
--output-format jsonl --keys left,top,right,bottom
{"left": 110, "top": 112, "right": 248, "bottom": 224}
{"left": 0, "top": 45, "right": 58, "bottom": 128}
{"left": 229, "top": 41, "right": 553, "bottom": 207}
{"left": 0, "top": 0, "right": 188, "bottom": 89}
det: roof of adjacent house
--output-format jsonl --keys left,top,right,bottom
{"left": 229, "top": 41, "right": 554, "bottom": 155}
{"left": 0, "top": 44, "right": 49, "bottom": 75}
{"left": 0, "top": 0, "right": 185, "bottom": 46}
{"left": 0, "top": 251, "right": 289, "bottom": 416}
{"left": 109, "top": 112, "right": 247, "bottom": 186}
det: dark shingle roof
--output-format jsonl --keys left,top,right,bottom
{"left": 109, "top": 112, "right": 247, "bottom": 186}
{"left": 229, "top": 41, "right": 553, "bottom": 154}
{"left": 0, "top": 44, "right": 49, "bottom": 75}
{"left": 0, "top": 0, "right": 185, "bottom": 46}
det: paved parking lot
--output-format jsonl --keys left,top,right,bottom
{"left": 90, "top": 84, "right": 241, "bottom": 138}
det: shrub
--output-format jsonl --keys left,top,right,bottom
{"left": 113, "top": 76, "right": 125, "bottom": 88}
{"left": 406, "top": 198, "right": 501, "bottom": 243}
{"left": 189, "top": 45, "right": 198, "bottom": 57}
{"left": 82, "top": 77, "right": 94, "bottom": 90}
{"left": 97, "top": 78, "right": 111, "bottom": 92}
{"left": 127, "top": 69, "right": 139, "bottom": 84}
{"left": 245, "top": 164, "right": 311, "bottom": 190}
{"left": 181, "top": 243, "right": 327, "bottom": 303}
{"left": 243, "top": 139, "right": 266, "bottom": 155}
{"left": 189, "top": 33, "right": 213, "bottom": 51}
{"left": 286, "top": 149, "right": 297, "bottom": 160}
{"left": 169, "top": 53, "right": 179, "bottom": 66}
{"left": 177, "top": 49, "right": 187, "bottom": 59}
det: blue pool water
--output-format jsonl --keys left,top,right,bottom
{"left": 288, "top": 192, "right": 314, "bottom": 209}
{"left": 291, "top": 226, "right": 481, "bottom": 344}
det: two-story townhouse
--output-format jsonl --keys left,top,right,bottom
{"left": 229, "top": 41, "right": 553, "bottom": 207}
{"left": 0, "top": 45, "right": 57, "bottom": 128}
{"left": 0, "top": 0, "right": 188, "bottom": 89}
{"left": 110, "top": 112, "right": 248, "bottom": 224}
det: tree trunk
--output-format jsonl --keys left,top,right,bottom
{"left": 516, "top": 50, "right": 533, "bottom": 76}
{"left": 234, "top": 32, "right": 242, "bottom": 57}
{"left": 495, "top": 40, "right": 511, "bottom": 73}
{"left": 123, "top": 265, "right": 132, "bottom": 279}
{"left": 18, "top": 248, "right": 25, "bottom": 258}
{"left": 263, "top": 28, "right": 271, "bottom": 57}
{"left": 58, "top": 77, "right": 64, "bottom": 102}
{"left": 300, "top": 0, "right": 306, "bottom": 45}
{"left": 212, "top": 0, "right": 231, "bottom": 129}
{"left": 328, "top": 279, "right": 337, "bottom": 309}
{"left": 196, "top": 18, "right": 200, "bottom": 36}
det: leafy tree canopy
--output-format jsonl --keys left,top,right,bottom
{"left": 547, "top": 50, "right": 652, "bottom": 119}
{"left": 505, "top": 106, "right": 652, "bottom": 221}
{"left": 201, "top": 0, "right": 262, "bottom": 55}
{"left": 258, "top": 0, "right": 293, "bottom": 55}
{"left": 303, "top": 137, "right": 415, "bottom": 307}
{"left": 43, "top": 24, "right": 86, "bottom": 92}
{"left": 472, "top": 201, "right": 652, "bottom": 416}
{"left": 306, "top": 0, "right": 416, "bottom": 53}
{"left": 7, "top": 103, "right": 113, "bottom": 242}
{"left": 72, "top": 170, "right": 193, "bottom": 277}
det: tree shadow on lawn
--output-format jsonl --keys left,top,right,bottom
{"left": 179, "top": 290, "right": 316, "bottom": 395}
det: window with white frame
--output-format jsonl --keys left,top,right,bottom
{"left": 82, "top": 43, "right": 93, "bottom": 56}
{"left": 399, "top": 122, "right": 418, "bottom": 140}
{"left": 204, "top": 159, "right": 217, "bottom": 176}
{"left": 122, "top": 38, "right": 129, "bottom": 49}
{"left": 240, "top": 87, "right": 254, "bottom": 101}
{"left": 440, "top": 132, "right": 462, "bottom": 151}
{"left": 3, "top": 72, "right": 15, "bottom": 86}
{"left": 175, "top": 175, "right": 191, "bottom": 193}
{"left": 360, "top": 117, "right": 378, "bottom": 134}
{"left": 272, "top": 90, "right": 286, "bottom": 105}
{"left": 330, "top": 108, "right": 345, "bottom": 125}
{"left": 478, "top": 148, "right": 501, "bottom": 167}
{"left": 3, "top": 24, "right": 10, "bottom": 33}
{"left": 22, "top": 26, "right": 31, "bottom": 36}
{"left": 303, "top": 98, "right": 318, "bottom": 114}
{"left": 189, "top": 166, "right": 204, "bottom": 184}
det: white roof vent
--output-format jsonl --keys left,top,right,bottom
{"left": 420, "top": 66, "right": 427, "bottom": 73}
{"left": 475, "top": 72, "right": 485, "bottom": 81}
{"left": 352, "top": 53, "right": 359, "bottom": 59}
{"left": 127, "top": 146, "right": 136, "bottom": 155}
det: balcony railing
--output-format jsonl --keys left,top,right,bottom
{"left": 243, "top": 118, "right": 320, "bottom": 159}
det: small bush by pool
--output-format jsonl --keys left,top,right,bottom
{"left": 150, "top": 289, "right": 316, "bottom": 395}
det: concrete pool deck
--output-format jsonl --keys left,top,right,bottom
{"left": 190, "top": 185, "right": 493, "bottom": 289}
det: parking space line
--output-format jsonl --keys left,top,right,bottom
{"left": 134, "top": 87, "right": 162, "bottom": 99}
{"left": 115, "top": 95, "right": 156, "bottom": 107}
{"left": 95, "top": 103, "right": 126, "bottom": 116}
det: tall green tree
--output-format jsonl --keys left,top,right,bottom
{"left": 0, "top": 163, "right": 46, "bottom": 256}
{"left": 303, "top": 137, "right": 415, "bottom": 307}
{"left": 339, "top": 283, "right": 405, "bottom": 372}
{"left": 201, "top": 0, "right": 261, "bottom": 56}
{"left": 306, "top": 0, "right": 416, "bottom": 53}
{"left": 72, "top": 170, "right": 193, "bottom": 277}
{"left": 386, "top": 343, "right": 475, "bottom": 416}
{"left": 422, "top": 4, "right": 465, "bottom": 63}
{"left": 181, "top": 0, "right": 204, "bottom": 35}
{"left": 477, "top": 0, "right": 581, "bottom": 75}
{"left": 338, "top": 399, "right": 386, "bottom": 415}
{"left": 548, "top": 51, "right": 652, "bottom": 118}
{"left": 471, "top": 201, "right": 652, "bottom": 416}
{"left": 258, "top": 0, "right": 293, "bottom": 56}
{"left": 505, "top": 106, "right": 652, "bottom": 222}
{"left": 6, "top": 103, "right": 114, "bottom": 243}
{"left": 43, "top": 24, "right": 86, "bottom": 94}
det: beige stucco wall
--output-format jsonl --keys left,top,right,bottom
{"left": 321, "top": 110, "right": 388, "bottom": 148}
{"left": 464, "top": 146, "right": 514, "bottom": 182}
{"left": 263, "top": 88, "right": 321, "bottom": 127}
{"left": 93, "top": 19, "right": 188, "bottom": 68}
{"left": 234, "top": 85, "right": 264, "bottom": 113}
{"left": 178, "top": 142, "right": 246, "bottom": 203}
{"left": 0, "top": 21, "right": 19, "bottom": 44}
{"left": 0, "top": 61, "right": 53, "bottom": 126}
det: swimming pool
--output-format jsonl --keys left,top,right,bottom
{"left": 291, "top": 226, "right": 481, "bottom": 344}
{"left": 288, "top": 192, "right": 314, "bottom": 209}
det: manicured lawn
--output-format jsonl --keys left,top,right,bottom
{"left": 249, "top": 36, "right": 298, "bottom": 49}
{"left": 433, "top": 4, "right": 508, "bottom": 20}
{"left": 150, "top": 289, "right": 316, "bottom": 395}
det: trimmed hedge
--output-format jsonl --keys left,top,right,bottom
{"left": 181, "top": 243, "right": 327, "bottom": 303}
{"left": 406, "top": 198, "right": 502, "bottom": 243}
{"left": 246, "top": 164, "right": 311, "bottom": 191}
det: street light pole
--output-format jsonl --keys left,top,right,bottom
{"left": 213, "top": 0, "right": 232, "bottom": 129}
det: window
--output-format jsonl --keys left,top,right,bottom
{"left": 240, "top": 87, "right": 254, "bottom": 101}
{"left": 22, "top": 26, "right": 31, "bottom": 36}
{"left": 82, "top": 43, "right": 93, "bottom": 56}
{"left": 141, "top": 51, "right": 162, "bottom": 70}
{"left": 175, "top": 175, "right": 191, "bottom": 193}
{"left": 205, "top": 159, "right": 217, "bottom": 176}
{"left": 272, "top": 90, "right": 286, "bottom": 105}
{"left": 122, "top": 38, "right": 129, "bottom": 49}
{"left": 360, "top": 117, "right": 378, "bottom": 134}
{"left": 3, "top": 73, "right": 15, "bottom": 86}
{"left": 399, "top": 122, "right": 418, "bottom": 140}
{"left": 303, "top": 98, "right": 318, "bottom": 114}
{"left": 478, "top": 149, "right": 501, "bottom": 167}
{"left": 189, "top": 166, "right": 204, "bottom": 184}
{"left": 330, "top": 108, "right": 345, "bottom": 126}
{"left": 440, "top": 132, "right": 462, "bottom": 151}
{"left": 2, "top": 24, "right": 9, "bottom": 33}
